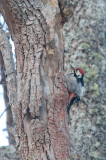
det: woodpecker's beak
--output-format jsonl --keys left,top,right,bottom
{"left": 70, "top": 64, "right": 75, "bottom": 70}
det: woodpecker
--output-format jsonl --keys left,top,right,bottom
{"left": 66, "top": 66, "right": 84, "bottom": 114}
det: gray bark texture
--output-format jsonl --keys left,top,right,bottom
{"left": 0, "top": 145, "right": 19, "bottom": 160}
{"left": 0, "top": 1, "right": 70, "bottom": 160}
{"left": 0, "top": 0, "right": 105, "bottom": 160}
{"left": 63, "top": 0, "right": 106, "bottom": 159}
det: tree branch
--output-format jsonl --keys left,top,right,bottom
{"left": 0, "top": 28, "right": 17, "bottom": 117}
{"left": 0, "top": 103, "right": 10, "bottom": 119}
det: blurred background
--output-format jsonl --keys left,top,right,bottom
{"left": 0, "top": 14, "right": 15, "bottom": 146}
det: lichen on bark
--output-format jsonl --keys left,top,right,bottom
{"left": 63, "top": 0, "right": 106, "bottom": 159}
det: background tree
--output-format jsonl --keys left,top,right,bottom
{"left": 63, "top": 0, "right": 106, "bottom": 159}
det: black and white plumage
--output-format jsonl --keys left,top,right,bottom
{"left": 65, "top": 67, "right": 85, "bottom": 113}
{"left": 66, "top": 72, "right": 84, "bottom": 98}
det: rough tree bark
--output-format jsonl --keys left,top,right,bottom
{"left": 0, "top": 1, "right": 71, "bottom": 160}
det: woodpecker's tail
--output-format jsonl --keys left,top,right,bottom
{"left": 67, "top": 97, "right": 76, "bottom": 114}
{"left": 67, "top": 95, "right": 80, "bottom": 114}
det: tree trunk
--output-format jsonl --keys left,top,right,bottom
{"left": 0, "top": 1, "right": 70, "bottom": 159}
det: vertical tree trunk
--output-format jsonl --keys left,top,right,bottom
{"left": 0, "top": 1, "right": 70, "bottom": 159}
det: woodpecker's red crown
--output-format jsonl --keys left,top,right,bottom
{"left": 76, "top": 68, "right": 84, "bottom": 75}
